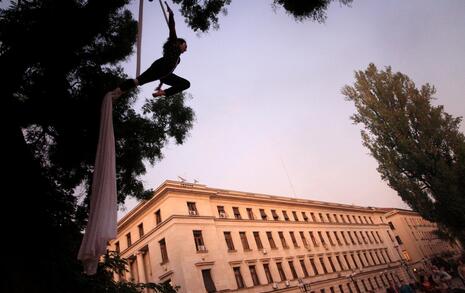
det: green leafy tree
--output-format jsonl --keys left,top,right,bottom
{"left": 2, "top": 0, "right": 192, "bottom": 291}
{"left": 171, "top": 0, "right": 353, "bottom": 32}
{"left": 342, "top": 64, "right": 465, "bottom": 247}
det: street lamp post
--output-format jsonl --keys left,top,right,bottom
{"left": 298, "top": 278, "right": 312, "bottom": 293}
{"left": 393, "top": 245, "right": 416, "bottom": 282}
{"left": 347, "top": 270, "right": 362, "bottom": 293}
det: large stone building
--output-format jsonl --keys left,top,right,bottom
{"left": 383, "top": 209, "right": 461, "bottom": 274}
{"left": 109, "top": 180, "right": 455, "bottom": 293}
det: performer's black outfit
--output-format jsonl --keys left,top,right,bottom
{"left": 119, "top": 8, "right": 190, "bottom": 96}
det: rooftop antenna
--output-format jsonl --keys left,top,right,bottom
{"left": 280, "top": 155, "right": 297, "bottom": 198}
{"left": 177, "top": 176, "right": 186, "bottom": 182}
{"left": 194, "top": 179, "right": 199, "bottom": 184}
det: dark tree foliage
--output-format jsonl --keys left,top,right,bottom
{"left": 171, "top": 0, "right": 352, "bottom": 32}
{"left": 1, "top": 0, "right": 192, "bottom": 291}
{"left": 343, "top": 64, "right": 465, "bottom": 247}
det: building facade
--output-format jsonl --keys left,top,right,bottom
{"left": 110, "top": 181, "right": 428, "bottom": 293}
{"left": 384, "top": 209, "right": 461, "bottom": 274}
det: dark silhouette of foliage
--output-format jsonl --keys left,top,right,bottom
{"left": 343, "top": 64, "right": 465, "bottom": 247}
{"left": 1, "top": 0, "right": 193, "bottom": 291}
{"left": 171, "top": 0, "right": 352, "bottom": 32}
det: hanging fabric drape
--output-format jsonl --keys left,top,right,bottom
{"left": 77, "top": 89, "right": 122, "bottom": 275}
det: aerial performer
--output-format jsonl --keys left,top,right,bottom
{"left": 118, "top": 1, "right": 190, "bottom": 98}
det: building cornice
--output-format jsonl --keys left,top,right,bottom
{"left": 118, "top": 180, "right": 395, "bottom": 228}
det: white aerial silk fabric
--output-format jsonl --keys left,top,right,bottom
{"left": 78, "top": 88, "right": 122, "bottom": 275}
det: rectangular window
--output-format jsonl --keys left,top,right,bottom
{"left": 333, "top": 213, "right": 339, "bottom": 223}
{"left": 233, "top": 207, "right": 241, "bottom": 219}
{"left": 384, "top": 249, "right": 392, "bottom": 262}
{"left": 253, "top": 231, "right": 264, "bottom": 249}
{"left": 311, "top": 212, "right": 317, "bottom": 222}
{"left": 159, "top": 238, "right": 169, "bottom": 263}
{"left": 224, "top": 231, "right": 235, "bottom": 251}
{"left": 357, "top": 231, "right": 365, "bottom": 244}
{"left": 239, "top": 232, "right": 251, "bottom": 251}
{"left": 318, "top": 213, "right": 324, "bottom": 222}
{"left": 377, "top": 250, "right": 386, "bottom": 263}
{"left": 233, "top": 267, "right": 245, "bottom": 289}
{"left": 138, "top": 223, "right": 144, "bottom": 238}
{"left": 249, "top": 265, "right": 260, "bottom": 286}
{"left": 358, "top": 216, "right": 363, "bottom": 224}
{"left": 395, "top": 235, "right": 403, "bottom": 245}
{"left": 358, "top": 253, "right": 366, "bottom": 267}
{"left": 363, "top": 216, "right": 368, "bottom": 224}
{"left": 247, "top": 208, "right": 255, "bottom": 219}
{"left": 126, "top": 233, "right": 132, "bottom": 247}
{"left": 352, "top": 215, "right": 357, "bottom": 223}
{"left": 348, "top": 231, "right": 356, "bottom": 245}
{"left": 271, "top": 209, "right": 279, "bottom": 220}
{"left": 346, "top": 215, "right": 352, "bottom": 223}
{"left": 369, "top": 251, "right": 377, "bottom": 264}
{"left": 217, "top": 206, "right": 226, "bottom": 218}
{"left": 278, "top": 231, "right": 289, "bottom": 248}
{"left": 114, "top": 241, "right": 120, "bottom": 254}
{"left": 334, "top": 231, "right": 342, "bottom": 245}
{"left": 318, "top": 231, "right": 326, "bottom": 244}
{"left": 319, "top": 257, "right": 328, "bottom": 274}
{"left": 202, "top": 269, "right": 216, "bottom": 293}
{"left": 289, "top": 232, "right": 299, "bottom": 248}
{"left": 310, "top": 231, "right": 319, "bottom": 246}
{"left": 288, "top": 260, "right": 298, "bottom": 279}
{"left": 339, "top": 284, "right": 344, "bottom": 293}
{"left": 361, "top": 279, "right": 368, "bottom": 291}
{"left": 300, "top": 231, "right": 309, "bottom": 247}
{"left": 351, "top": 254, "right": 359, "bottom": 269}
{"left": 326, "top": 213, "right": 332, "bottom": 223}
{"left": 326, "top": 231, "right": 335, "bottom": 246}
{"left": 344, "top": 254, "right": 352, "bottom": 269}
{"left": 187, "top": 202, "right": 198, "bottom": 215}
{"left": 354, "top": 231, "right": 362, "bottom": 244}
{"left": 263, "top": 263, "right": 274, "bottom": 284}
{"left": 155, "top": 210, "right": 162, "bottom": 225}
{"left": 193, "top": 230, "right": 206, "bottom": 251}
{"left": 374, "top": 276, "right": 381, "bottom": 288}
{"left": 363, "top": 252, "right": 371, "bottom": 266}
{"left": 282, "top": 210, "right": 290, "bottom": 221}
{"left": 340, "top": 214, "right": 346, "bottom": 223}
{"left": 276, "top": 262, "right": 287, "bottom": 281}
{"left": 347, "top": 282, "right": 354, "bottom": 293}
{"left": 341, "top": 231, "right": 350, "bottom": 245}
{"left": 309, "top": 258, "right": 319, "bottom": 275}
{"left": 300, "top": 259, "right": 309, "bottom": 277}
{"left": 371, "top": 231, "right": 378, "bottom": 243}
{"left": 292, "top": 211, "right": 299, "bottom": 221}
{"left": 365, "top": 231, "right": 373, "bottom": 243}
{"left": 387, "top": 230, "right": 394, "bottom": 241}
{"left": 336, "top": 255, "right": 345, "bottom": 271}
{"left": 302, "top": 212, "right": 309, "bottom": 221}
{"left": 381, "top": 274, "right": 388, "bottom": 286}
{"left": 388, "top": 221, "right": 395, "bottom": 230}
{"left": 328, "top": 256, "right": 337, "bottom": 272}
{"left": 267, "top": 231, "right": 277, "bottom": 249}
{"left": 259, "top": 209, "right": 267, "bottom": 220}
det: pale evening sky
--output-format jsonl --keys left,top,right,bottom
{"left": 118, "top": 0, "right": 465, "bottom": 218}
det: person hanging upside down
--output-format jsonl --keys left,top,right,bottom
{"left": 118, "top": 2, "right": 190, "bottom": 97}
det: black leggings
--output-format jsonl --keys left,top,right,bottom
{"left": 119, "top": 57, "right": 190, "bottom": 96}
